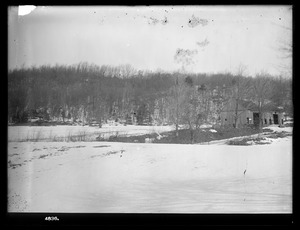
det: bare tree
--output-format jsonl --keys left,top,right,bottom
{"left": 277, "top": 36, "right": 292, "bottom": 78}
{"left": 251, "top": 72, "right": 273, "bottom": 132}
{"left": 273, "top": 16, "right": 292, "bottom": 77}
{"left": 181, "top": 81, "right": 196, "bottom": 143}
{"left": 169, "top": 77, "right": 211, "bottom": 144}
{"left": 119, "top": 64, "right": 137, "bottom": 78}
{"left": 232, "top": 64, "right": 252, "bottom": 128}
{"left": 167, "top": 74, "right": 187, "bottom": 137}
{"left": 173, "top": 48, "right": 198, "bottom": 136}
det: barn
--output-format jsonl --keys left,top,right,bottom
{"left": 220, "top": 98, "right": 285, "bottom": 127}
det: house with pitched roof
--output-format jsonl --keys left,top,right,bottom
{"left": 220, "top": 98, "right": 284, "bottom": 127}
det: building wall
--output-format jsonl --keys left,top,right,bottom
{"left": 220, "top": 110, "right": 284, "bottom": 126}
{"left": 262, "top": 112, "right": 284, "bottom": 125}
{"left": 220, "top": 110, "right": 253, "bottom": 127}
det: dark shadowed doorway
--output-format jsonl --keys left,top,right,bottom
{"left": 273, "top": 114, "right": 279, "bottom": 124}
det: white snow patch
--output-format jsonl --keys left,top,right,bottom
{"left": 259, "top": 138, "right": 272, "bottom": 144}
{"left": 209, "top": 129, "right": 217, "bottom": 133}
{"left": 266, "top": 125, "right": 293, "bottom": 133}
{"left": 145, "top": 137, "right": 155, "bottom": 143}
{"left": 246, "top": 140, "right": 255, "bottom": 145}
{"left": 200, "top": 124, "right": 213, "bottom": 129}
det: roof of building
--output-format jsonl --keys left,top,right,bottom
{"left": 263, "top": 102, "right": 285, "bottom": 112}
{"left": 239, "top": 100, "right": 258, "bottom": 111}
{"left": 222, "top": 98, "right": 284, "bottom": 113}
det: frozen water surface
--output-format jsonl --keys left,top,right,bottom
{"left": 7, "top": 125, "right": 174, "bottom": 142}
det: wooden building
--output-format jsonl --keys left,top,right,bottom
{"left": 220, "top": 98, "right": 284, "bottom": 127}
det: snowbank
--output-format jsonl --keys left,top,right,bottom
{"left": 8, "top": 135, "right": 292, "bottom": 213}
{"left": 266, "top": 125, "right": 293, "bottom": 133}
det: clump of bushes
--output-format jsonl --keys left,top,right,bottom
{"left": 102, "top": 126, "right": 264, "bottom": 144}
{"left": 227, "top": 138, "right": 252, "bottom": 146}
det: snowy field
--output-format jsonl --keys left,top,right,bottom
{"left": 8, "top": 126, "right": 292, "bottom": 213}
{"left": 7, "top": 124, "right": 175, "bottom": 142}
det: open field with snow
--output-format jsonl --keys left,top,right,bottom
{"left": 7, "top": 125, "right": 292, "bottom": 213}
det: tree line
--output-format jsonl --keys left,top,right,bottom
{"left": 8, "top": 63, "right": 292, "bottom": 133}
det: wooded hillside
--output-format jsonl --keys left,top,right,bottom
{"left": 8, "top": 63, "right": 292, "bottom": 127}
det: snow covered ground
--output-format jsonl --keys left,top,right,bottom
{"left": 205, "top": 125, "right": 293, "bottom": 145}
{"left": 8, "top": 129, "right": 292, "bottom": 213}
{"left": 267, "top": 125, "right": 293, "bottom": 133}
{"left": 8, "top": 125, "right": 174, "bottom": 142}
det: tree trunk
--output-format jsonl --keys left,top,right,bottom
{"left": 234, "top": 98, "right": 239, "bottom": 128}
{"left": 188, "top": 120, "right": 194, "bottom": 144}
{"left": 190, "top": 128, "right": 194, "bottom": 144}
{"left": 175, "top": 75, "right": 179, "bottom": 137}
{"left": 62, "top": 109, "right": 65, "bottom": 123}
{"left": 258, "top": 111, "right": 263, "bottom": 133}
{"left": 258, "top": 101, "right": 263, "bottom": 133}
{"left": 175, "top": 123, "right": 179, "bottom": 137}
{"left": 82, "top": 107, "right": 85, "bottom": 126}
{"left": 196, "top": 114, "right": 200, "bottom": 130}
{"left": 99, "top": 117, "right": 102, "bottom": 128}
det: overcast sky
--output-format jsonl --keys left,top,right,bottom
{"left": 8, "top": 5, "right": 292, "bottom": 77}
